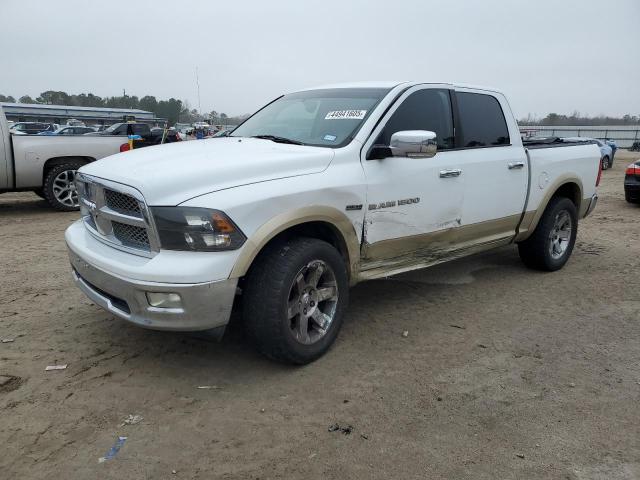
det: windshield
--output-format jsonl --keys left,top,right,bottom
{"left": 231, "top": 88, "right": 390, "bottom": 147}
{"left": 102, "top": 123, "right": 122, "bottom": 134}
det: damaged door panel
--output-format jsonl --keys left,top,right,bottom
{"left": 360, "top": 86, "right": 465, "bottom": 267}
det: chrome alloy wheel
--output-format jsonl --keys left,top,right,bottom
{"left": 53, "top": 169, "right": 79, "bottom": 208}
{"left": 548, "top": 210, "right": 572, "bottom": 260}
{"left": 287, "top": 260, "right": 339, "bottom": 345}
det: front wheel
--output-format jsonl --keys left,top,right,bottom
{"left": 518, "top": 197, "right": 578, "bottom": 271}
{"left": 243, "top": 237, "right": 349, "bottom": 364}
{"left": 602, "top": 156, "right": 610, "bottom": 170}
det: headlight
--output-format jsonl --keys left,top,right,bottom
{"left": 151, "top": 207, "right": 246, "bottom": 251}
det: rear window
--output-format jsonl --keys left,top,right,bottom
{"left": 456, "top": 92, "right": 510, "bottom": 147}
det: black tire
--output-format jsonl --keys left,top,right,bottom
{"left": 43, "top": 162, "right": 83, "bottom": 211}
{"left": 602, "top": 156, "right": 610, "bottom": 170}
{"left": 518, "top": 197, "right": 578, "bottom": 271}
{"left": 32, "top": 188, "right": 46, "bottom": 200}
{"left": 242, "top": 237, "right": 349, "bottom": 364}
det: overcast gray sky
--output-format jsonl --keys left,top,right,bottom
{"left": 1, "top": 0, "right": 639, "bottom": 119}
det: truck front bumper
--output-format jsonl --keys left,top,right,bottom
{"left": 68, "top": 248, "right": 238, "bottom": 332}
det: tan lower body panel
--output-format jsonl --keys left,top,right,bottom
{"left": 514, "top": 195, "right": 591, "bottom": 242}
{"left": 513, "top": 210, "right": 535, "bottom": 242}
{"left": 358, "top": 214, "right": 520, "bottom": 281}
{"left": 578, "top": 196, "right": 592, "bottom": 218}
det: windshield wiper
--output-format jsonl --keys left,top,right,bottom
{"left": 251, "top": 134, "right": 303, "bottom": 145}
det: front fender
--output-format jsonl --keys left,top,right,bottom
{"left": 229, "top": 206, "right": 361, "bottom": 282}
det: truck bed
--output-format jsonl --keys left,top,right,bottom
{"left": 522, "top": 136, "right": 598, "bottom": 149}
{"left": 519, "top": 141, "right": 600, "bottom": 240}
{"left": 10, "top": 134, "right": 126, "bottom": 189}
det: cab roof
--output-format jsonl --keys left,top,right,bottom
{"left": 293, "top": 81, "right": 503, "bottom": 95}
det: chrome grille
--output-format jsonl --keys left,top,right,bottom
{"left": 104, "top": 189, "right": 141, "bottom": 216}
{"left": 112, "top": 222, "right": 150, "bottom": 249}
{"left": 76, "top": 173, "right": 158, "bottom": 257}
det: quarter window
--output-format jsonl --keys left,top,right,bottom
{"left": 376, "top": 89, "right": 455, "bottom": 150}
{"left": 456, "top": 92, "right": 510, "bottom": 147}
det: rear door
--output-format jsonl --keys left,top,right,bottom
{"left": 360, "top": 86, "right": 464, "bottom": 275}
{"left": 451, "top": 89, "right": 528, "bottom": 244}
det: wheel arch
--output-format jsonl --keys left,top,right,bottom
{"left": 230, "top": 206, "right": 361, "bottom": 285}
{"left": 42, "top": 156, "right": 95, "bottom": 184}
{"left": 516, "top": 177, "right": 583, "bottom": 242}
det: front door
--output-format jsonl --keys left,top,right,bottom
{"left": 359, "top": 86, "right": 465, "bottom": 278}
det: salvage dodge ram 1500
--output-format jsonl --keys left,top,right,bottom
{"left": 65, "top": 82, "right": 601, "bottom": 364}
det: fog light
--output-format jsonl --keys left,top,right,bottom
{"left": 146, "top": 292, "right": 182, "bottom": 308}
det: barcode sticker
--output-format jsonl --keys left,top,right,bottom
{"left": 325, "top": 110, "right": 367, "bottom": 120}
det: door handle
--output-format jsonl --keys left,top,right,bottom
{"left": 508, "top": 162, "right": 525, "bottom": 170}
{"left": 439, "top": 169, "right": 462, "bottom": 178}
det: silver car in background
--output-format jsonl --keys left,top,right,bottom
{"left": 563, "top": 137, "right": 613, "bottom": 170}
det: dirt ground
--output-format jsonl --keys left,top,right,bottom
{"left": 1, "top": 150, "right": 639, "bottom": 480}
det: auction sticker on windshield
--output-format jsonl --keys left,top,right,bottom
{"left": 325, "top": 110, "right": 367, "bottom": 120}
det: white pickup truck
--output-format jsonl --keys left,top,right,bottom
{"left": 0, "top": 107, "right": 128, "bottom": 210}
{"left": 65, "top": 82, "right": 601, "bottom": 364}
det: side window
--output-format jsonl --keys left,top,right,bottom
{"left": 456, "top": 92, "right": 510, "bottom": 147}
{"left": 376, "top": 89, "right": 454, "bottom": 150}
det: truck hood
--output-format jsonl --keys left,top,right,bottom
{"left": 80, "top": 137, "right": 334, "bottom": 205}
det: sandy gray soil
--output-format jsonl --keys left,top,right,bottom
{"left": 1, "top": 151, "right": 639, "bottom": 479}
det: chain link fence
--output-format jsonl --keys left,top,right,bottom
{"left": 519, "top": 126, "right": 640, "bottom": 148}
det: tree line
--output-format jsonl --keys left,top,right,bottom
{"left": 0, "top": 91, "right": 244, "bottom": 126}
{"left": 519, "top": 112, "right": 640, "bottom": 126}
{"left": 8, "top": 92, "right": 637, "bottom": 127}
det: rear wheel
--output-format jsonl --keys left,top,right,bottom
{"left": 518, "top": 197, "right": 578, "bottom": 271}
{"left": 43, "top": 162, "right": 83, "bottom": 211}
{"left": 602, "top": 156, "right": 610, "bottom": 170}
{"left": 243, "top": 237, "right": 349, "bottom": 364}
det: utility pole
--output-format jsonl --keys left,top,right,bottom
{"left": 195, "top": 66, "right": 201, "bottom": 116}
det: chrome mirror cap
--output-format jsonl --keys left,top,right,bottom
{"left": 390, "top": 130, "right": 437, "bottom": 158}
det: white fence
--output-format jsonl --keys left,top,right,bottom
{"left": 519, "top": 125, "right": 640, "bottom": 148}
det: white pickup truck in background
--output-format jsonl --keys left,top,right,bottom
{"left": 65, "top": 81, "right": 601, "bottom": 364}
{"left": 0, "top": 107, "right": 128, "bottom": 210}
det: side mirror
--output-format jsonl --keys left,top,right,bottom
{"left": 390, "top": 130, "right": 437, "bottom": 158}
